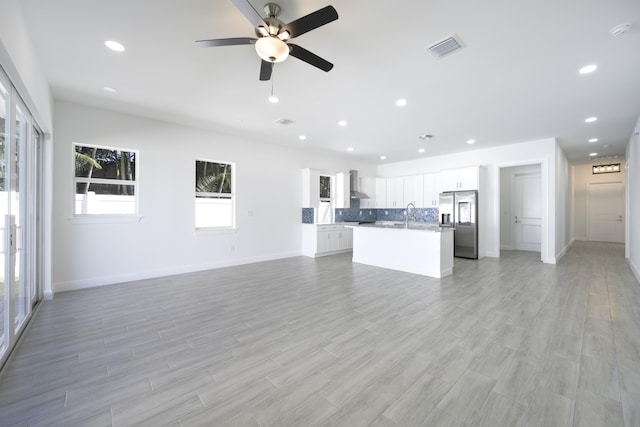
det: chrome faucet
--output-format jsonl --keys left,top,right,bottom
{"left": 405, "top": 202, "right": 416, "bottom": 227}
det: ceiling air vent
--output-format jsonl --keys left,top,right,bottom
{"left": 274, "top": 118, "right": 295, "bottom": 126}
{"left": 427, "top": 34, "right": 465, "bottom": 59}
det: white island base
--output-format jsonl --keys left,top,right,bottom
{"left": 350, "top": 225, "right": 454, "bottom": 278}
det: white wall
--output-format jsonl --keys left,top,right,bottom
{"left": 555, "top": 143, "right": 571, "bottom": 259}
{"left": 52, "top": 101, "right": 372, "bottom": 294}
{"left": 626, "top": 115, "right": 640, "bottom": 281}
{"left": 376, "top": 137, "right": 568, "bottom": 263}
{"left": 0, "top": 0, "right": 53, "bottom": 131}
{"left": 500, "top": 168, "right": 512, "bottom": 249}
{"left": 572, "top": 161, "right": 626, "bottom": 241}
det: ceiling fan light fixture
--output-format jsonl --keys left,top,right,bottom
{"left": 255, "top": 36, "right": 289, "bottom": 63}
{"left": 277, "top": 30, "right": 290, "bottom": 41}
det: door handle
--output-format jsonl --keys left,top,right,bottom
{"left": 515, "top": 216, "right": 520, "bottom": 224}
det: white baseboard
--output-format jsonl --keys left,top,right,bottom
{"left": 303, "top": 249, "right": 352, "bottom": 258}
{"left": 554, "top": 239, "right": 575, "bottom": 263}
{"left": 52, "top": 251, "right": 301, "bottom": 296}
{"left": 500, "top": 244, "right": 514, "bottom": 251}
{"left": 629, "top": 258, "right": 640, "bottom": 284}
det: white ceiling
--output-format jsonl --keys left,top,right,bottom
{"left": 18, "top": 0, "right": 640, "bottom": 164}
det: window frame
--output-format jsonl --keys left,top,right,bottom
{"left": 194, "top": 158, "right": 236, "bottom": 230}
{"left": 72, "top": 142, "right": 139, "bottom": 217}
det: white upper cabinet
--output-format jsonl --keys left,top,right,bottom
{"left": 423, "top": 172, "right": 440, "bottom": 207}
{"left": 386, "top": 177, "right": 404, "bottom": 208}
{"left": 374, "top": 177, "right": 387, "bottom": 208}
{"left": 359, "top": 177, "right": 376, "bottom": 208}
{"left": 439, "top": 166, "right": 479, "bottom": 192}
{"left": 403, "top": 175, "right": 424, "bottom": 207}
{"left": 302, "top": 168, "right": 320, "bottom": 208}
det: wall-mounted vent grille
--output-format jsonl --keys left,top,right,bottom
{"left": 274, "top": 118, "right": 295, "bottom": 126}
{"left": 427, "top": 34, "right": 465, "bottom": 59}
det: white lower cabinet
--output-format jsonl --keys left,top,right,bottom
{"left": 303, "top": 224, "right": 353, "bottom": 257}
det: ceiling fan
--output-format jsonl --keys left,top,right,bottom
{"left": 196, "top": 0, "right": 338, "bottom": 81}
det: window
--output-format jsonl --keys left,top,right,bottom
{"left": 74, "top": 144, "right": 137, "bottom": 215}
{"left": 317, "top": 174, "right": 334, "bottom": 224}
{"left": 195, "top": 160, "right": 234, "bottom": 228}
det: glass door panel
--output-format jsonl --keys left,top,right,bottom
{"left": 0, "top": 79, "right": 7, "bottom": 357}
{"left": 14, "top": 106, "right": 29, "bottom": 332}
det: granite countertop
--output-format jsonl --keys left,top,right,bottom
{"left": 344, "top": 221, "right": 453, "bottom": 232}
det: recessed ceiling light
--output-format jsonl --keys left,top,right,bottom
{"left": 467, "top": 139, "right": 476, "bottom": 145}
{"left": 579, "top": 64, "right": 598, "bottom": 74}
{"left": 395, "top": 99, "right": 407, "bottom": 107}
{"left": 105, "top": 40, "right": 125, "bottom": 52}
{"left": 338, "top": 120, "right": 347, "bottom": 127}
{"left": 299, "top": 135, "right": 306, "bottom": 141}
{"left": 603, "top": 144, "right": 610, "bottom": 148}
{"left": 380, "top": 156, "right": 387, "bottom": 160}
{"left": 268, "top": 95, "right": 279, "bottom": 104}
{"left": 418, "top": 148, "right": 425, "bottom": 153}
{"left": 590, "top": 152, "right": 598, "bottom": 156}
{"left": 585, "top": 117, "right": 597, "bottom": 123}
{"left": 588, "top": 138, "right": 598, "bottom": 143}
{"left": 347, "top": 147, "right": 354, "bottom": 152}
{"left": 103, "top": 86, "right": 117, "bottom": 93}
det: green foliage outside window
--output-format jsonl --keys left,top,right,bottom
{"left": 196, "top": 160, "right": 231, "bottom": 197}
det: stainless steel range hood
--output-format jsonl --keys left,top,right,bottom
{"left": 349, "top": 170, "right": 370, "bottom": 199}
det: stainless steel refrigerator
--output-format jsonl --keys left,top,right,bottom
{"left": 439, "top": 190, "right": 478, "bottom": 259}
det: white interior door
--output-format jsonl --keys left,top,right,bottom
{"left": 587, "top": 182, "right": 624, "bottom": 243}
{"left": 513, "top": 172, "right": 542, "bottom": 252}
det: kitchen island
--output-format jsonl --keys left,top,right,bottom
{"left": 346, "top": 223, "right": 454, "bottom": 278}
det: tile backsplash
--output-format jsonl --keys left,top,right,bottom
{"left": 374, "top": 207, "right": 439, "bottom": 223}
{"left": 301, "top": 208, "right": 315, "bottom": 224}
{"left": 303, "top": 198, "right": 439, "bottom": 224}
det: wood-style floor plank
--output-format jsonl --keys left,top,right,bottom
{"left": 0, "top": 241, "right": 639, "bottom": 426}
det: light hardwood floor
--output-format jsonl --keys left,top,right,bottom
{"left": 1, "top": 241, "right": 639, "bottom": 426}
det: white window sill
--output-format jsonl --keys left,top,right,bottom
{"left": 194, "top": 227, "right": 238, "bottom": 235}
{"left": 68, "top": 215, "right": 143, "bottom": 224}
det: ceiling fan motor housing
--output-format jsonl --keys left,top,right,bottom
{"left": 256, "top": 16, "right": 285, "bottom": 37}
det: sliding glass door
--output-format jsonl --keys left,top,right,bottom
{"left": 0, "top": 76, "right": 7, "bottom": 358}
{"left": 0, "top": 68, "right": 43, "bottom": 368}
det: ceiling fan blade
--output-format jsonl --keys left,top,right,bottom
{"left": 288, "top": 44, "right": 333, "bottom": 72}
{"left": 281, "top": 5, "right": 338, "bottom": 39}
{"left": 230, "top": 0, "right": 267, "bottom": 28}
{"left": 195, "top": 37, "right": 257, "bottom": 47}
{"left": 259, "top": 60, "right": 273, "bottom": 81}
